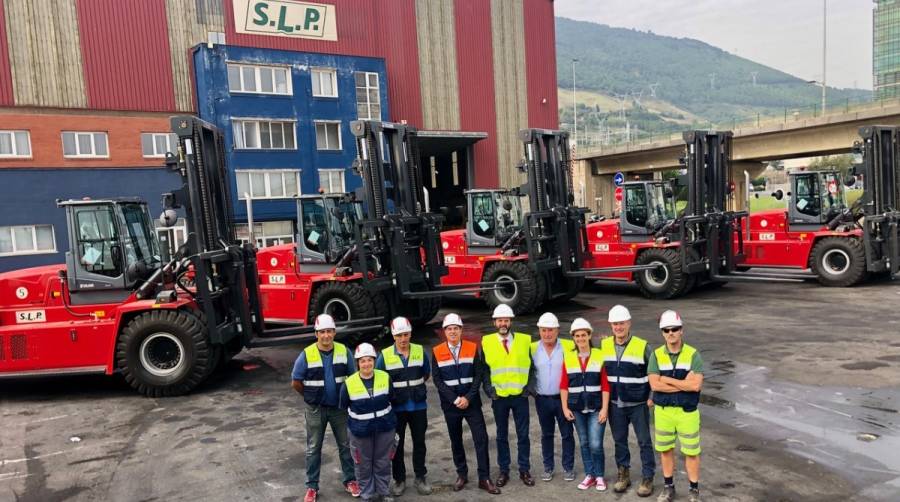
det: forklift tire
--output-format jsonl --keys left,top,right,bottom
{"left": 810, "top": 237, "right": 867, "bottom": 287}
{"left": 483, "top": 261, "right": 542, "bottom": 314}
{"left": 308, "top": 281, "right": 377, "bottom": 325}
{"left": 116, "top": 310, "right": 211, "bottom": 397}
{"left": 634, "top": 248, "right": 689, "bottom": 300}
{"left": 402, "top": 297, "right": 442, "bottom": 327}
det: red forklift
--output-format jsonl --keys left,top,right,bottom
{"left": 739, "top": 125, "right": 900, "bottom": 286}
{"left": 439, "top": 128, "right": 656, "bottom": 313}
{"left": 0, "top": 116, "right": 407, "bottom": 397}
{"left": 255, "top": 120, "right": 496, "bottom": 327}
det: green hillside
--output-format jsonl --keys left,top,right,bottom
{"left": 556, "top": 17, "right": 872, "bottom": 143}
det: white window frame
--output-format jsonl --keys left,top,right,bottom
{"left": 236, "top": 221, "right": 295, "bottom": 248}
{"left": 235, "top": 169, "right": 301, "bottom": 200}
{"left": 0, "top": 224, "right": 57, "bottom": 257}
{"left": 155, "top": 218, "right": 187, "bottom": 251}
{"left": 62, "top": 131, "right": 109, "bottom": 158}
{"left": 355, "top": 71, "right": 381, "bottom": 120}
{"left": 318, "top": 169, "right": 346, "bottom": 193}
{"left": 311, "top": 67, "right": 338, "bottom": 98}
{"left": 314, "top": 121, "right": 342, "bottom": 151}
{"left": 232, "top": 119, "right": 297, "bottom": 150}
{"left": 227, "top": 63, "right": 293, "bottom": 95}
{"left": 141, "top": 132, "right": 178, "bottom": 158}
{"left": 0, "top": 130, "right": 32, "bottom": 158}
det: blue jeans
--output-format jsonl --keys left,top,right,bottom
{"left": 609, "top": 404, "right": 655, "bottom": 479}
{"left": 534, "top": 395, "right": 575, "bottom": 472}
{"left": 491, "top": 395, "right": 531, "bottom": 473}
{"left": 573, "top": 411, "right": 606, "bottom": 478}
{"left": 305, "top": 404, "right": 356, "bottom": 490}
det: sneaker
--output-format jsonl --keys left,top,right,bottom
{"left": 303, "top": 488, "right": 317, "bottom": 502}
{"left": 689, "top": 487, "right": 701, "bottom": 502}
{"left": 563, "top": 470, "right": 576, "bottom": 481}
{"left": 414, "top": 477, "right": 433, "bottom": 495}
{"left": 613, "top": 466, "right": 631, "bottom": 493}
{"left": 595, "top": 477, "right": 607, "bottom": 492}
{"left": 657, "top": 485, "right": 675, "bottom": 502}
{"left": 345, "top": 480, "right": 361, "bottom": 497}
{"left": 390, "top": 480, "right": 406, "bottom": 496}
{"left": 577, "top": 475, "right": 596, "bottom": 490}
{"left": 541, "top": 470, "right": 554, "bottom": 482}
{"left": 637, "top": 477, "right": 654, "bottom": 497}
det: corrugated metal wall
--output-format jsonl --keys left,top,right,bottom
{"left": 166, "top": 0, "right": 225, "bottom": 111}
{"left": 373, "top": 0, "right": 422, "bottom": 126}
{"left": 0, "top": 1, "right": 12, "bottom": 105}
{"left": 416, "top": 0, "right": 460, "bottom": 130}
{"left": 524, "top": 0, "right": 559, "bottom": 129}
{"left": 4, "top": 0, "right": 86, "bottom": 108}
{"left": 490, "top": 0, "right": 529, "bottom": 188}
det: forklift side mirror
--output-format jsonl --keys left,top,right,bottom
{"left": 844, "top": 174, "right": 857, "bottom": 187}
{"left": 159, "top": 209, "right": 178, "bottom": 228}
{"left": 502, "top": 200, "right": 513, "bottom": 211}
{"left": 331, "top": 207, "right": 345, "bottom": 219}
{"left": 754, "top": 193, "right": 760, "bottom": 199}
{"left": 772, "top": 189, "right": 784, "bottom": 201}
{"left": 664, "top": 187, "right": 674, "bottom": 198}
{"left": 125, "top": 260, "right": 148, "bottom": 282}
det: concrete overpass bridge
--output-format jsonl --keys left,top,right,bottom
{"left": 574, "top": 100, "right": 900, "bottom": 216}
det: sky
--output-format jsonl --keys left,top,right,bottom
{"left": 555, "top": 0, "right": 873, "bottom": 90}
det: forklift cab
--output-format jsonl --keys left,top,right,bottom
{"left": 465, "top": 189, "right": 524, "bottom": 247}
{"left": 780, "top": 171, "right": 845, "bottom": 226}
{"left": 60, "top": 198, "right": 161, "bottom": 300}
{"left": 620, "top": 181, "right": 677, "bottom": 237}
{"left": 295, "top": 193, "right": 364, "bottom": 264}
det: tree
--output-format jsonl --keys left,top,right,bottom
{"left": 807, "top": 154, "right": 855, "bottom": 177}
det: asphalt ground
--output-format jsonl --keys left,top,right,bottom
{"left": 2, "top": 277, "right": 899, "bottom": 502}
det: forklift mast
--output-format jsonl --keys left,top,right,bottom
{"left": 854, "top": 125, "right": 900, "bottom": 277}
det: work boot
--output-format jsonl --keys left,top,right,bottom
{"left": 637, "top": 477, "right": 654, "bottom": 497}
{"left": 414, "top": 477, "right": 433, "bottom": 495}
{"left": 657, "top": 484, "right": 675, "bottom": 502}
{"left": 689, "top": 487, "right": 701, "bottom": 502}
{"left": 613, "top": 466, "right": 631, "bottom": 493}
{"left": 390, "top": 480, "right": 405, "bottom": 497}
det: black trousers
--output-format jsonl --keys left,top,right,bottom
{"left": 393, "top": 409, "right": 428, "bottom": 482}
{"left": 443, "top": 401, "right": 491, "bottom": 481}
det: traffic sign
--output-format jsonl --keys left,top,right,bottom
{"left": 613, "top": 172, "right": 625, "bottom": 187}
{"left": 614, "top": 186, "right": 623, "bottom": 202}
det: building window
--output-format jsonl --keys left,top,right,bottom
{"left": 0, "top": 130, "right": 31, "bottom": 158}
{"left": 155, "top": 218, "right": 187, "bottom": 255}
{"left": 311, "top": 68, "right": 338, "bottom": 98}
{"left": 0, "top": 224, "right": 56, "bottom": 256}
{"left": 227, "top": 63, "right": 292, "bottom": 95}
{"left": 62, "top": 131, "right": 108, "bottom": 158}
{"left": 355, "top": 72, "right": 381, "bottom": 120}
{"left": 236, "top": 220, "right": 295, "bottom": 248}
{"left": 319, "top": 169, "right": 345, "bottom": 193}
{"left": 232, "top": 119, "right": 296, "bottom": 150}
{"left": 235, "top": 169, "right": 300, "bottom": 199}
{"left": 141, "top": 133, "right": 178, "bottom": 158}
{"left": 315, "top": 121, "right": 342, "bottom": 150}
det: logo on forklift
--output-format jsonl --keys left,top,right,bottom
{"left": 16, "top": 310, "right": 45, "bottom": 324}
{"left": 234, "top": 0, "right": 337, "bottom": 41}
{"left": 269, "top": 274, "right": 286, "bottom": 284}
{"left": 595, "top": 244, "right": 609, "bottom": 252}
{"left": 445, "top": 255, "right": 456, "bottom": 264}
{"left": 15, "top": 287, "right": 28, "bottom": 300}
{"left": 759, "top": 233, "right": 776, "bottom": 241}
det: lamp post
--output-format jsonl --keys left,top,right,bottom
{"left": 572, "top": 58, "right": 578, "bottom": 151}
{"left": 821, "top": 0, "right": 827, "bottom": 114}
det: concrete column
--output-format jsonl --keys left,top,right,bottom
{"left": 729, "top": 161, "right": 767, "bottom": 211}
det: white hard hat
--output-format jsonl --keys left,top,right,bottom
{"left": 608, "top": 305, "right": 631, "bottom": 323}
{"left": 390, "top": 316, "right": 413, "bottom": 336}
{"left": 314, "top": 314, "right": 336, "bottom": 331}
{"left": 570, "top": 317, "right": 593, "bottom": 334}
{"left": 659, "top": 310, "right": 683, "bottom": 329}
{"left": 442, "top": 313, "right": 463, "bottom": 328}
{"left": 537, "top": 312, "right": 560, "bottom": 328}
{"left": 492, "top": 304, "right": 515, "bottom": 319}
{"left": 354, "top": 343, "right": 378, "bottom": 359}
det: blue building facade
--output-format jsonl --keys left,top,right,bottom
{"left": 192, "top": 45, "right": 388, "bottom": 245}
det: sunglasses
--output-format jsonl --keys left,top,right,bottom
{"left": 661, "top": 327, "right": 682, "bottom": 334}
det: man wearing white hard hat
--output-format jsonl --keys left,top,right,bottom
{"left": 648, "top": 310, "right": 704, "bottom": 502}
{"left": 600, "top": 305, "right": 656, "bottom": 497}
{"left": 481, "top": 303, "right": 535, "bottom": 487}
{"left": 431, "top": 313, "right": 500, "bottom": 495}
{"left": 375, "top": 317, "right": 432, "bottom": 496}
{"left": 291, "top": 314, "right": 360, "bottom": 501}
{"left": 530, "top": 312, "right": 576, "bottom": 482}
{"left": 340, "top": 343, "right": 398, "bottom": 502}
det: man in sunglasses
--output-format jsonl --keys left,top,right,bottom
{"left": 648, "top": 310, "right": 704, "bottom": 502}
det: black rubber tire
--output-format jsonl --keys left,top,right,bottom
{"left": 308, "top": 281, "right": 377, "bottom": 324}
{"left": 634, "top": 248, "right": 689, "bottom": 299}
{"left": 402, "top": 297, "right": 442, "bottom": 327}
{"left": 483, "top": 260, "right": 542, "bottom": 315}
{"left": 116, "top": 310, "right": 210, "bottom": 397}
{"left": 810, "top": 237, "right": 867, "bottom": 287}
{"left": 557, "top": 276, "right": 585, "bottom": 302}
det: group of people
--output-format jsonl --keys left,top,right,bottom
{"left": 291, "top": 303, "right": 704, "bottom": 502}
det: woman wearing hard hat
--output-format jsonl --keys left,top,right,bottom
{"left": 560, "top": 318, "right": 611, "bottom": 492}
{"left": 340, "top": 343, "right": 398, "bottom": 502}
